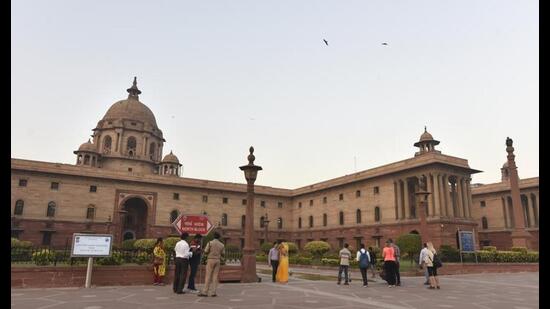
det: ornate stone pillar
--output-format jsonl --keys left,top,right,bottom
{"left": 526, "top": 194, "right": 534, "bottom": 228}
{"left": 427, "top": 174, "right": 434, "bottom": 217}
{"left": 433, "top": 173, "right": 441, "bottom": 217}
{"left": 403, "top": 178, "right": 410, "bottom": 219}
{"left": 466, "top": 178, "right": 474, "bottom": 218}
{"left": 443, "top": 175, "right": 452, "bottom": 217}
{"left": 455, "top": 177, "right": 464, "bottom": 217}
{"left": 394, "top": 181, "right": 400, "bottom": 220}
{"left": 501, "top": 197, "right": 509, "bottom": 228}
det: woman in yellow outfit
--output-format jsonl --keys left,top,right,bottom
{"left": 153, "top": 237, "right": 166, "bottom": 285}
{"left": 275, "top": 242, "right": 289, "bottom": 283}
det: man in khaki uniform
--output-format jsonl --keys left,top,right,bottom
{"left": 198, "top": 231, "right": 225, "bottom": 297}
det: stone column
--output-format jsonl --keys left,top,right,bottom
{"left": 394, "top": 181, "right": 400, "bottom": 220}
{"left": 427, "top": 174, "right": 434, "bottom": 217}
{"left": 433, "top": 173, "right": 441, "bottom": 217}
{"left": 466, "top": 178, "right": 474, "bottom": 218}
{"left": 526, "top": 194, "right": 534, "bottom": 228}
{"left": 403, "top": 178, "right": 410, "bottom": 219}
{"left": 501, "top": 197, "right": 509, "bottom": 228}
{"left": 444, "top": 175, "right": 452, "bottom": 217}
{"left": 455, "top": 177, "right": 464, "bottom": 218}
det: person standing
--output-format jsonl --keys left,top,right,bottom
{"left": 275, "top": 242, "right": 289, "bottom": 283}
{"left": 186, "top": 234, "right": 203, "bottom": 293}
{"left": 337, "top": 243, "right": 352, "bottom": 285}
{"left": 419, "top": 243, "right": 430, "bottom": 285}
{"left": 267, "top": 241, "right": 280, "bottom": 282}
{"left": 424, "top": 242, "right": 441, "bottom": 290}
{"left": 356, "top": 244, "right": 370, "bottom": 287}
{"left": 382, "top": 240, "right": 397, "bottom": 288}
{"left": 152, "top": 237, "right": 166, "bottom": 286}
{"left": 389, "top": 239, "right": 401, "bottom": 286}
{"left": 173, "top": 232, "right": 192, "bottom": 294}
{"left": 198, "top": 232, "right": 225, "bottom": 297}
{"left": 368, "top": 247, "right": 377, "bottom": 278}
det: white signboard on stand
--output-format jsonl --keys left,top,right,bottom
{"left": 71, "top": 234, "right": 113, "bottom": 257}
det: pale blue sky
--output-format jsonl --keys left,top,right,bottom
{"left": 12, "top": 1, "right": 538, "bottom": 188}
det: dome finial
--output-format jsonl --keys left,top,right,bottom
{"left": 424, "top": 125, "right": 427, "bottom": 133}
{"left": 127, "top": 76, "right": 142, "bottom": 99}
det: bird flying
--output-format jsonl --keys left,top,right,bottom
{"left": 323, "top": 39, "right": 329, "bottom": 46}
{"left": 382, "top": 42, "right": 388, "bottom": 46}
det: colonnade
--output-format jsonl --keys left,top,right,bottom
{"left": 501, "top": 193, "right": 539, "bottom": 228}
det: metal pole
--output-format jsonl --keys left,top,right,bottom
{"left": 85, "top": 257, "right": 93, "bottom": 288}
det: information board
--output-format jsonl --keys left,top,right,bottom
{"left": 458, "top": 231, "right": 475, "bottom": 252}
{"left": 71, "top": 233, "right": 113, "bottom": 257}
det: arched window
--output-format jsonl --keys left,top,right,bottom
{"left": 127, "top": 136, "right": 136, "bottom": 156}
{"left": 77, "top": 155, "right": 82, "bottom": 165}
{"left": 241, "top": 215, "right": 246, "bottom": 228}
{"left": 277, "top": 217, "right": 283, "bottom": 229}
{"left": 149, "top": 142, "right": 156, "bottom": 160}
{"left": 323, "top": 213, "right": 328, "bottom": 226}
{"left": 298, "top": 217, "right": 302, "bottom": 229}
{"left": 86, "top": 205, "right": 95, "bottom": 220}
{"left": 221, "top": 213, "right": 228, "bottom": 226}
{"left": 84, "top": 155, "right": 90, "bottom": 165}
{"left": 170, "top": 210, "right": 179, "bottom": 223}
{"left": 482, "top": 217, "right": 488, "bottom": 229}
{"left": 14, "top": 200, "right": 24, "bottom": 215}
{"left": 164, "top": 165, "right": 168, "bottom": 174}
{"left": 260, "top": 216, "right": 265, "bottom": 228}
{"left": 374, "top": 207, "right": 381, "bottom": 222}
{"left": 46, "top": 201, "right": 56, "bottom": 217}
{"left": 309, "top": 215, "right": 314, "bottom": 228}
{"left": 356, "top": 209, "right": 362, "bottom": 224}
{"left": 339, "top": 211, "right": 344, "bottom": 225}
{"left": 103, "top": 136, "right": 112, "bottom": 154}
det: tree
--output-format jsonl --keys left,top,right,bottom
{"left": 395, "top": 233, "right": 422, "bottom": 265}
{"left": 304, "top": 241, "right": 331, "bottom": 261}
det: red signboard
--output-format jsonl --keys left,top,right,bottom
{"left": 172, "top": 214, "right": 214, "bottom": 236}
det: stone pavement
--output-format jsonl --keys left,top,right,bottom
{"left": 11, "top": 272, "right": 538, "bottom": 309}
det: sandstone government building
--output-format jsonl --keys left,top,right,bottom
{"left": 11, "top": 79, "right": 539, "bottom": 251}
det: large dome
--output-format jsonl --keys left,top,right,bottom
{"left": 102, "top": 98, "right": 158, "bottom": 127}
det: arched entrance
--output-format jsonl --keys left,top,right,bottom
{"left": 121, "top": 197, "right": 148, "bottom": 240}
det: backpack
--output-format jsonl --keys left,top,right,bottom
{"left": 359, "top": 251, "right": 369, "bottom": 268}
{"left": 432, "top": 253, "right": 443, "bottom": 268}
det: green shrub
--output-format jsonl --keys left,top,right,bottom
{"left": 163, "top": 237, "right": 180, "bottom": 253}
{"left": 439, "top": 245, "right": 460, "bottom": 262}
{"left": 287, "top": 242, "right": 298, "bottom": 256}
{"left": 133, "top": 239, "right": 156, "bottom": 252}
{"left": 96, "top": 251, "right": 124, "bottom": 265}
{"left": 31, "top": 249, "right": 56, "bottom": 266}
{"left": 289, "top": 256, "right": 312, "bottom": 265}
{"left": 477, "top": 250, "right": 498, "bottom": 263}
{"left": 321, "top": 258, "right": 339, "bottom": 266}
{"left": 133, "top": 251, "right": 153, "bottom": 265}
{"left": 261, "top": 242, "right": 274, "bottom": 254}
{"left": 396, "top": 233, "right": 422, "bottom": 263}
{"left": 121, "top": 239, "right": 136, "bottom": 250}
{"left": 11, "top": 238, "right": 19, "bottom": 247}
{"left": 495, "top": 251, "right": 523, "bottom": 263}
{"left": 482, "top": 246, "right": 497, "bottom": 252}
{"left": 304, "top": 241, "right": 331, "bottom": 260}
{"left": 256, "top": 255, "right": 267, "bottom": 262}
{"left": 511, "top": 247, "right": 528, "bottom": 254}
{"left": 525, "top": 251, "right": 539, "bottom": 263}
{"left": 11, "top": 238, "right": 32, "bottom": 248}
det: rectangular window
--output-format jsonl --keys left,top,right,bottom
{"left": 86, "top": 207, "right": 95, "bottom": 220}
{"left": 51, "top": 182, "right": 59, "bottom": 191}
{"left": 89, "top": 185, "right": 97, "bottom": 193}
{"left": 323, "top": 197, "right": 327, "bottom": 204}
{"left": 42, "top": 232, "right": 52, "bottom": 246}
{"left": 356, "top": 190, "right": 361, "bottom": 197}
{"left": 173, "top": 193, "right": 180, "bottom": 200}
{"left": 202, "top": 195, "right": 208, "bottom": 203}
{"left": 309, "top": 199, "right": 313, "bottom": 206}
{"left": 19, "top": 179, "right": 27, "bottom": 187}
{"left": 223, "top": 197, "right": 228, "bottom": 204}
{"left": 242, "top": 199, "right": 247, "bottom": 205}
{"left": 374, "top": 187, "right": 379, "bottom": 194}
{"left": 298, "top": 202, "right": 302, "bottom": 208}
{"left": 480, "top": 201, "right": 486, "bottom": 207}
{"left": 261, "top": 201, "right": 266, "bottom": 207}
{"left": 338, "top": 238, "right": 344, "bottom": 249}
{"left": 128, "top": 168, "right": 132, "bottom": 172}
{"left": 339, "top": 193, "right": 344, "bottom": 201}
{"left": 278, "top": 202, "right": 283, "bottom": 208}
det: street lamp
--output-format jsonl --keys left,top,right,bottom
{"left": 239, "top": 146, "right": 262, "bottom": 283}
{"left": 414, "top": 177, "right": 431, "bottom": 245}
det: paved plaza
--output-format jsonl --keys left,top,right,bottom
{"left": 12, "top": 272, "right": 538, "bottom": 309}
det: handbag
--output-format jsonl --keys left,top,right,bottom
{"left": 153, "top": 256, "right": 164, "bottom": 266}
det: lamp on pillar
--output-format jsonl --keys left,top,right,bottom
{"left": 415, "top": 176, "right": 431, "bottom": 245}
{"left": 239, "top": 146, "right": 262, "bottom": 283}
{"left": 505, "top": 137, "right": 532, "bottom": 248}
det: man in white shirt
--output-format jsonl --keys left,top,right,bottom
{"left": 267, "top": 241, "right": 280, "bottom": 282}
{"left": 418, "top": 243, "right": 430, "bottom": 285}
{"left": 173, "top": 232, "right": 193, "bottom": 294}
